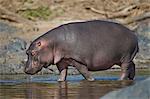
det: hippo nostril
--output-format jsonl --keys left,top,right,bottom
{"left": 33, "top": 62, "right": 36, "bottom": 65}
{"left": 24, "top": 67, "right": 38, "bottom": 75}
{"left": 24, "top": 68, "right": 29, "bottom": 73}
{"left": 24, "top": 68, "right": 32, "bottom": 74}
{"left": 32, "top": 61, "right": 38, "bottom": 66}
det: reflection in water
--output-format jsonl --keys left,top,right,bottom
{"left": 24, "top": 82, "right": 68, "bottom": 99}
{"left": 0, "top": 70, "right": 149, "bottom": 99}
{"left": 77, "top": 81, "right": 133, "bottom": 99}
{"left": 25, "top": 83, "right": 43, "bottom": 99}
{"left": 0, "top": 80, "right": 134, "bottom": 99}
{"left": 54, "top": 82, "right": 68, "bottom": 99}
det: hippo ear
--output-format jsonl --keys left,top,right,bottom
{"left": 37, "top": 41, "right": 41, "bottom": 46}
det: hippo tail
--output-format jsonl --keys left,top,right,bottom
{"left": 137, "top": 43, "right": 139, "bottom": 53}
{"left": 131, "top": 42, "right": 139, "bottom": 61}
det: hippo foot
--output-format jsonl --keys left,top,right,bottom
{"left": 87, "top": 77, "right": 95, "bottom": 81}
{"left": 57, "top": 79, "right": 65, "bottom": 82}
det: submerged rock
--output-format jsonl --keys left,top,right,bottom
{"left": 101, "top": 77, "right": 150, "bottom": 99}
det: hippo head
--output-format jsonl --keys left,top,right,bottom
{"left": 24, "top": 39, "right": 54, "bottom": 75}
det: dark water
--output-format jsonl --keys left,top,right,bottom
{"left": 0, "top": 71, "right": 149, "bottom": 99}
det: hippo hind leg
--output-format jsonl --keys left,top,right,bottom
{"left": 72, "top": 60, "right": 94, "bottom": 81}
{"left": 120, "top": 61, "right": 135, "bottom": 80}
{"left": 128, "top": 61, "right": 135, "bottom": 80}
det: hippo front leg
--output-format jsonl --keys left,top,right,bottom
{"left": 58, "top": 69, "right": 67, "bottom": 81}
{"left": 56, "top": 61, "right": 68, "bottom": 81}
{"left": 72, "top": 60, "right": 95, "bottom": 81}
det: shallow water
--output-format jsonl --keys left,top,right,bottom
{"left": 0, "top": 70, "right": 149, "bottom": 99}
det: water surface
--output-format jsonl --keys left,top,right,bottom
{"left": 0, "top": 70, "right": 149, "bottom": 99}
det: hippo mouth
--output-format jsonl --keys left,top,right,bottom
{"left": 43, "top": 62, "right": 51, "bottom": 68}
{"left": 24, "top": 66, "right": 43, "bottom": 75}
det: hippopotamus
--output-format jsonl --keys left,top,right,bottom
{"left": 24, "top": 20, "right": 139, "bottom": 81}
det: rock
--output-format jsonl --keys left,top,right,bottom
{"left": 134, "top": 19, "right": 150, "bottom": 68}
{"left": 101, "top": 77, "right": 150, "bottom": 99}
{"left": 0, "top": 51, "right": 27, "bottom": 74}
{"left": 0, "top": 37, "right": 27, "bottom": 74}
{"left": 0, "top": 21, "right": 18, "bottom": 34}
{"left": 0, "top": 64, "right": 24, "bottom": 74}
{"left": 0, "top": 21, "right": 28, "bottom": 74}
{"left": 5, "top": 37, "right": 27, "bottom": 53}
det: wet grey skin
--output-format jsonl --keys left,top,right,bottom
{"left": 25, "top": 20, "right": 139, "bottom": 81}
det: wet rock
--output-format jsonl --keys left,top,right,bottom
{"left": 5, "top": 37, "right": 27, "bottom": 53}
{"left": 0, "top": 64, "right": 24, "bottom": 74}
{"left": 134, "top": 19, "right": 150, "bottom": 68}
{"left": 101, "top": 77, "right": 150, "bottom": 99}
{"left": 0, "top": 38, "right": 27, "bottom": 74}
{"left": 0, "top": 50, "right": 27, "bottom": 74}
